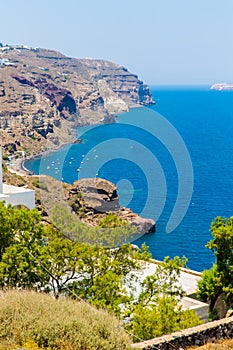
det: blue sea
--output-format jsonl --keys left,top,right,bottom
{"left": 25, "top": 86, "right": 233, "bottom": 272}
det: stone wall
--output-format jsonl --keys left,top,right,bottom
{"left": 131, "top": 316, "right": 233, "bottom": 349}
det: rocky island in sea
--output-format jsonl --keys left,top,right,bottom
{"left": 210, "top": 83, "right": 233, "bottom": 90}
{"left": 0, "top": 44, "right": 154, "bottom": 157}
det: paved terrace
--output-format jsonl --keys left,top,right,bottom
{"left": 128, "top": 259, "right": 209, "bottom": 322}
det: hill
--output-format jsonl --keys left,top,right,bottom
{"left": 0, "top": 289, "right": 132, "bottom": 349}
{"left": 0, "top": 44, "right": 154, "bottom": 156}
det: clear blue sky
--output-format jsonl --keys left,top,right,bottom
{"left": 1, "top": 0, "right": 233, "bottom": 85}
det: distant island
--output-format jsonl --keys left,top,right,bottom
{"left": 210, "top": 83, "right": 233, "bottom": 91}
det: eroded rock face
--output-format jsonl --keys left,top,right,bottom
{"left": 11, "top": 75, "right": 77, "bottom": 115}
{"left": 0, "top": 45, "right": 155, "bottom": 154}
{"left": 67, "top": 178, "right": 155, "bottom": 235}
{"left": 70, "top": 178, "right": 120, "bottom": 213}
{"left": 130, "top": 217, "right": 156, "bottom": 234}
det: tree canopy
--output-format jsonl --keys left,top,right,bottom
{"left": 197, "top": 216, "right": 233, "bottom": 319}
{"left": 126, "top": 256, "right": 202, "bottom": 341}
{"left": 0, "top": 201, "right": 202, "bottom": 340}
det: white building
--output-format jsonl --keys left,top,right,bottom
{"left": 127, "top": 260, "right": 209, "bottom": 322}
{"left": 0, "top": 147, "right": 35, "bottom": 209}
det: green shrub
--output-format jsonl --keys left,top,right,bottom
{"left": 0, "top": 339, "right": 42, "bottom": 349}
{"left": 127, "top": 296, "right": 203, "bottom": 342}
{"left": 98, "top": 212, "right": 128, "bottom": 228}
{"left": 0, "top": 290, "right": 132, "bottom": 350}
{"left": 32, "top": 179, "right": 48, "bottom": 191}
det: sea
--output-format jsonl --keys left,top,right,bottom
{"left": 24, "top": 86, "right": 233, "bottom": 272}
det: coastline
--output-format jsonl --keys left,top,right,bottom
{"left": 7, "top": 157, "right": 31, "bottom": 177}
{"left": 7, "top": 104, "right": 149, "bottom": 179}
{"left": 7, "top": 141, "right": 74, "bottom": 177}
{"left": 17, "top": 107, "right": 141, "bottom": 177}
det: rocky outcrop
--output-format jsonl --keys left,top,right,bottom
{"left": 0, "top": 45, "right": 154, "bottom": 156}
{"left": 70, "top": 178, "right": 120, "bottom": 213}
{"left": 130, "top": 216, "right": 156, "bottom": 234}
{"left": 66, "top": 178, "right": 155, "bottom": 235}
{"left": 11, "top": 75, "right": 77, "bottom": 116}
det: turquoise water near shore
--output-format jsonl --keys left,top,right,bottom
{"left": 25, "top": 86, "right": 233, "bottom": 271}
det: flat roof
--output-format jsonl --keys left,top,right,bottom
{"left": 129, "top": 260, "right": 202, "bottom": 299}
{"left": 2, "top": 184, "right": 34, "bottom": 194}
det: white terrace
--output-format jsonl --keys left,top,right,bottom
{"left": 0, "top": 147, "right": 35, "bottom": 209}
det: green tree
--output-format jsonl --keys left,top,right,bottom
{"left": 67, "top": 243, "right": 150, "bottom": 314}
{"left": 0, "top": 202, "right": 45, "bottom": 260}
{"left": 0, "top": 203, "right": 150, "bottom": 314}
{"left": 50, "top": 205, "right": 135, "bottom": 247}
{"left": 197, "top": 216, "right": 233, "bottom": 318}
{"left": 0, "top": 202, "right": 202, "bottom": 336}
{"left": 0, "top": 203, "right": 50, "bottom": 289}
{"left": 126, "top": 257, "right": 202, "bottom": 341}
{"left": 98, "top": 213, "right": 128, "bottom": 228}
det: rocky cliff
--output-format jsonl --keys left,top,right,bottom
{"left": 66, "top": 178, "right": 155, "bottom": 235}
{"left": 0, "top": 45, "right": 154, "bottom": 156}
{"left": 15, "top": 173, "right": 155, "bottom": 236}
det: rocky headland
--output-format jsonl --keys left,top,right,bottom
{"left": 0, "top": 44, "right": 155, "bottom": 235}
{"left": 0, "top": 44, "right": 154, "bottom": 157}
{"left": 66, "top": 178, "right": 155, "bottom": 235}
{"left": 3, "top": 169, "right": 155, "bottom": 236}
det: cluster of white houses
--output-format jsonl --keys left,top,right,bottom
{"left": 0, "top": 147, "right": 35, "bottom": 209}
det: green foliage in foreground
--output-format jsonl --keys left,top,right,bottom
{"left": 126, "top": 256, "right": 202, "bottom": 341}
{"left": 128, "top": 296, "right": 202, "bottom": 341}
{"left": 0, "top": 202, "right": 150, "bottom": 315}
{"left": 50, "top": 205, "right": 137, "bottom": 247}
{"left": 0, "top": 202, "right": 202, "bottom": 342}
{"left": 197, "top": 216, "right": 233, "bottom": 319}
{"left": 0, "top": 290, "right": 131, "bottom": 350}
{"left": 98, "top": 212, "right": 128, "bottom": 228}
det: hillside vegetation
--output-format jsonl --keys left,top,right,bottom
{"left": 0, "top": 203, "right": 202, "bottom": 343}
{"left": 0, "top": 290, "right": 132, "bottom": 350}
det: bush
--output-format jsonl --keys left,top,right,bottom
{"left": 98, "top": 212, "right": 128, "bottom": 228}
{"left": 32, "top": 178, "right": 48, "bottom": 191}
{"left": 0, "top": 290, "right": 132, "bottom": 350}
{"left": 127, "top": 296, "right": 203, "bottom": 342}
{"left": 0, "top": 339, "right": 41, "bottom": 349}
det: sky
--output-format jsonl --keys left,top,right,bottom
{"left": 1, "top": 0, "right": 233, "bottom": 85}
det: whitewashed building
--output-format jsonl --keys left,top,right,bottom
{"left": 0, "top": 147, "right": 35, "bottom": 209}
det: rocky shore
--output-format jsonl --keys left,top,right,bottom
{"left": 66, "top": 178, "right": 155, "bottom": 235}
{"left": 3, "top": 167, "right": 155, "bottom": 236}
{"left": 1, "top": 44, "right": 156, "bottom": 236}
{"left": 0, "top": 45, "right": 154, "bottom": 157}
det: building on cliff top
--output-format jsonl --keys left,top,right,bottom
{"left": 0, "top": 147, "right": 35, "bottom": 209}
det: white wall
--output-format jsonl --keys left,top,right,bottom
{"left": 3, "top": 184, "right": 35, "bottom": 209}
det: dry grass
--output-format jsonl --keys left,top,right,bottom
{"left": 0, "top": 290, "right": 132, "bottom": 350}
{"left": 189, "top": 339, "right": 233, "bottom": 349}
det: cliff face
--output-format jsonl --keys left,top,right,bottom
{"left": 0, "top": 45, "right": 154, "bottom": 155}
{"left": 67, "top": 178, "right": 155, "bottom": 235}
